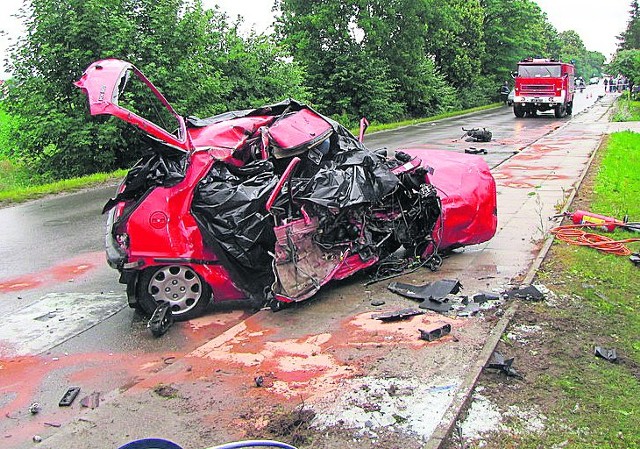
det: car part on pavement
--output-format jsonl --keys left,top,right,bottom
{"left": 148, "top": 302, "right": 174, "bottom": 337}
{"left": 594, "top": 346, "right": 618, "bottom": 363}
{"left": 419, "top": 323, "right": 452, "bottom": 341}
{"left": 503, "top": 285, "right": 544, "bottom": 301}
{"left": 460, "top": 127, "right": 492, "bottom": 142}
{"left": 472, "top": 292, "right": 501, "bottom": 303}
{"left": 464, "top": 148, "right": 488, "bottom": 155}
{"left": 487, "top": 351, "right": 523, "bottom": 378}
{"left": 58, "top": 386, "right": 81, "bottom": 406}
{"left": 28, "top": 402, "right": 41, "bottom": 414}
{"left": 387, "top": 279, "right": 462, "bottom": 303}
{"left": 372, "top": 307, "right": 425, "bottom": 322}
{"left": 75, "top": 59, "right": 498, "bottom": 320}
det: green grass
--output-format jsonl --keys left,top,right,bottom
{"left": 612, "top": 97, "right": 640, "bottom": 122}
{"left": 0, "top": 165, "right": 127, "bottom": 206}
{"left": 539, "top": 132, "right": 640, "bottom": 447}
{"left": 468, "top": 132, "right": 640, "bottom": 449}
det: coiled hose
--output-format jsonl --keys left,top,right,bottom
{"left": 550, "top": 224, "right": 640, "bottom": 256}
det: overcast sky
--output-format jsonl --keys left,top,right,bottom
{"left": 0, "top": 0, "right": 632, "bottom": 78}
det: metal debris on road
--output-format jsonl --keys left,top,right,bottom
{"left": 461, "top": 127, "right": 492, "bottom": 142}
{"left": 28, "top": 402, "right": 41, "bottom": 414}
{"left": 372, "top": 307, "right": 426, "bottom": 322}
{"left": 594, "top": 346, "right": 618, "bottom": 363}
{"left": 370, "top": 299, "right": 386, "bottom": 306}
{"left": 419, "top": 323, "right": 452, "bottom": 341}
{"left": 487, "top": 352, "right": 523, "bottom": 378}
{"left": 58, "top": 387, "right": 81, "bottom": 406}
{"left": 465, "top": 148, "right": 488, "bottom": 155}
{"left": 631, "top": 253, "right": 640, "bottom": 267}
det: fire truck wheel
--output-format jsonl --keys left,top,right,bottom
{"left": 513, "top": 105, "right": 525, "bottom": 118}
{"left": 554, "top": 104, "right": 566, "bottom": 118}
{"left": 137, "top": 265, "right": 212, "bottom": 321}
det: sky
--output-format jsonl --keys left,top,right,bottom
{"left": 0, "top": 0, "right": 632, "bottom": 78}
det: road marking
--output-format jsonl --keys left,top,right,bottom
{"left": 0, "top": 292, "right": 126, "bottom": 356}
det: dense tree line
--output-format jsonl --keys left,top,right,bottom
{"left": 610, "top": 1, "right": 640, "bottom": 90}
{"left": 3, "top": 0, "right": 605, "bottom": 180}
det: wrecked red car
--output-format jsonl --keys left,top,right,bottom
{"left": 75, "top": 59, "right": 497, "bottom": 320}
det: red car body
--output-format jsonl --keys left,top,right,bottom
{"left": 75, "top": 59, "right": 497, "bottom": 319}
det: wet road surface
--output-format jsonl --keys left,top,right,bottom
{"left": 0, "top": 84, "right": 603, "bottom": 447}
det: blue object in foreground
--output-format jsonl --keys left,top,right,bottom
{"left": 118, "top": 439, "right": 183, "bottom": 449}
{"left": 118, "top": 439, "right": 298, "bottom": 449}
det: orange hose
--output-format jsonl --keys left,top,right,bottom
{"left": 551, "top": 224, "right": 640, "bottom": 256}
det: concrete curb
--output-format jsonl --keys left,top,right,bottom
{"left": 424, "top": 97, "right": 616, "bottom": 449}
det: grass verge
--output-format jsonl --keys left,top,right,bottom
{"left": 448, "top": 131, "right": 640, "bottom": 449}
{"left": 0, "top": 166, "right": 127, "bottom": 206}
{"left": 612, "top": 97, "right": 640, "bottom": 122}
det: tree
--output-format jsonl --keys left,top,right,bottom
{"left": 618, "top": 0, "right": 640, "bottom": 50}
{"left": 609, "top": 49, "right": 640, "bottom": 88}
{"left": 5, "top": 0, "right": 306, "bottom": 179}
{"left": 423, "top": 0, "right": 485, "bottom": 89}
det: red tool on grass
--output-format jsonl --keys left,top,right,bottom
{"left": 555, "top": 210, "right": 640, "bottom": 232}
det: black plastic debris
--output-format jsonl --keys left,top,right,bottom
{"left": 472, "top": 292, "right": 500, "bottom": 304}
{"left": 388, "top": 279, "right": 462, "bottom": 302}
{"left": 372, "top": 307, "right": 425, "bottom": 322}
{"left": 465, "top": 148, "right": 488, "bottom": 155}
{"left": 148, "top": 302, "right": 174, "bottom": 337}
{"left": 594, "top": 346, "right": 618, "bottom": 363}
{"left": 388, "top": 279, "right": 462, "bottom": 313}
{"left": 461, "top": 127, "right": 492, "bottom": 142}
{"left": 631, "top": 253, "right": 640, "bottom": 267}
{"left": 59, "top": 387, "right": 81, "bottom": 406}
{"left": 419, "top": 323, "right": 452, "bottom": 341}
{"left": 504, "top": 285, "right": 544, "bottom": 301}
{"left": 487, "top": 352, "right": 523, "bottom": 378}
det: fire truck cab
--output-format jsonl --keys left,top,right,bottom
{"left": 513, "top": 58, "right": 575, "bottom": 118}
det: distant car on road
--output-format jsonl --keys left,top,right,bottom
{"left": 589, "top": 77, "right": 600, "bottom": 85}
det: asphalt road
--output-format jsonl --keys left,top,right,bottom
{"left": 0, "top": 83, "right": 603, "bottom": 447}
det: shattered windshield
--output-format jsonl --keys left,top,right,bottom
{"left": 517, "top": 65, "right": 561, "bottom": 78}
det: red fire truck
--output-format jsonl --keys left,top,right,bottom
{"left": 512, "top": 58, "right": 575, "bottom": 118}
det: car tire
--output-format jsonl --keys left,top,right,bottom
{"left": 137, "top": 265, "right": 211, "bottom": 321}
{"left": 513, "top": 105, "right": 525, "bottom": 118}
{"left": 554, "top": 104, "right": 566, "bottom": 118}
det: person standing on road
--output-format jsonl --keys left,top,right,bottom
{"left": 604, "top": 77, "right": 609, "bottom": 93}
{"left": 499, "top": 81, "right": 510, "bottom": 104}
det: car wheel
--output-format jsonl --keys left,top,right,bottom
{"left": 513, "top": 105, "right": 525, "bottom": 118}
{"left": 137, "top": 265, "right": 211, "bottom": 321}
{"left": 554, "top": 104, "right": 565, "bottom": 118}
